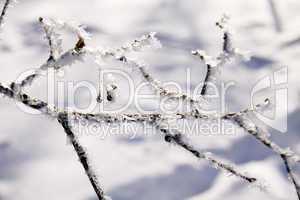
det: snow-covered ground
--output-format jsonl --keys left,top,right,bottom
{"left": 0, "top": 0, "right": 300, "bottom": 199}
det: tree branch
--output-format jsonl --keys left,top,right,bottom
{"left": 154, "top": 122, "right": 257, "bottom": 184}
{"left": 223, "top": 113, "right": 300, "bottom": 163}
{"left": 267, "top": 0, "right": 283, "bottom": 33}
{"left": 281, "top": 154, "right": 300, "bottom": 199}
{"left": 0, "top": 0, "right": 11, "bottom": 29}
{"left": 223, "top": 111, "right": 300, "bottom": 199}
{"left": 58, "top": 112, "right": 107, "bottom": 200}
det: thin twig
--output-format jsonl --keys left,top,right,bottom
{"left": 0, "top": 82, "right": 260, "bottom": 184}
{"left": 0, "top": 0, "right": 11, "bottom": 28}
{"left": 15, "top": 18, "right": 87, "bottom": 90}
{"left": 137, "top": 63, "right": 202, "bottom": 105}
{"left": 267, "top": 0, "right": 283, "bottom": 33}
{"left": 1, "top": 82, "right": 209, "bottom": 124}
{"left": 3, "top": 80, "right": 300, "bottom": 162}
{"left": 223, "top": 113, "right": 300, "bottom": 162}
{"left": 15, "top": 46, "right": 84, "bottom": 89}
{"left": 39, "top": 17, "right": 56, "bottom": 61}
{"left": 200, "top": 64, "right": 212, "bottom": 95}
{"left": 155, "top": 122, "right": 257, "bottom": 183}
{"left": 58, "top": 112, "right": 106, "bottom": 200}
{"left": 223, "top": 111, "right": 300, "bottom": 198}
{"left": 0, "top": 83, "right": 51, "bottom": 112}
{"left": 192, "top": 15, "right": 248, "bottom": 97}
{"left": 281, "top": 155, "right": 300, "bottom": 199}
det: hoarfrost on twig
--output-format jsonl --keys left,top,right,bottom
{"left": 58, "top": 113, "right": 107, "bottom": 200}
{"left": 0, "top": 11, "right": 299, "bottom": 199}
{"left": 157, "top": 125, "right": 257, "bottom": 183}
{"left": 0, "top": 0, "right": 17, "bottom": 30}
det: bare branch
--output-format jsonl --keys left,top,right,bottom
{"left": 156, "top": 124, "right": 257, "bottom": 183}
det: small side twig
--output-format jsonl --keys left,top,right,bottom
{"left": 200, "top": 64, "right": 212, "bottom": 95}
{"left": 15, "top": 18, "right": 88, "bottom": 90}
{"left": 223, "top": 110, "right": 300, "bottom": 199}
{"left": 85, "top": 33, "right": 205, "bottom": 107}
{"left": 39, "top": 17, "right": 56, "bottom": 61}
{"left": 192, "top": 15, "right": 249, "bottom": 97}
{"left": 191, "top": 50, "right": 216, "bottom": 96}
{"left": 155, "top": 123, "right": 257, "bottom": 184}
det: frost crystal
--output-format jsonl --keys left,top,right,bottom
{"left": 129, "top": 32, "right": 162, "bottom": 51}
{"left": 104, "top": 73, "right": 118, "bottom": 102}
{"left": 248, "top": 179, "right": 269, "bottom": 192}
{"left": 104, "top": 196, "right": 113, "bottom": 200}
{"left": 48, "top": 18, "right": 91, "bottom": 40}
{"left": 191, "top": 50, "right": 218, "bottom": 67}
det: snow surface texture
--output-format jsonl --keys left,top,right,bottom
{"left": 0, "top": 0, "right": 300, "bottom": 199}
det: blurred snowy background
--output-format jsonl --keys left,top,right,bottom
{"left": 0, "top": 0, "right": 300, "bottom": 199}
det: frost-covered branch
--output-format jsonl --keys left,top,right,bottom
{"left": 58, "top": 112, "right": 108, "bottom": 200}
{"left": 191, "top": 50, "right": 216, "bottom": 96}
{"left": 38, "top": 17, "right": 62, "bottom": 60}
{"left": 1, "top": 84, "right": 110, "bottom": 199}
{"left": 137, "top": 63, "right": 203, "bottom": 105}
{"left": 3, "top": 81, "right": 300, "bottom": 167}
{"left": 1, "top": 80, "right": 292, "bottom": 188}
{"left": 192, "top": 15, "right": 249, "bottom": 96}
{"left": 190, "top": 16, "right": 299, "bottom": 197}
{"left": 14, "top": 41, "right": 85, "bottom": 90}
{"left": 223, "top": 105, "right": 300, "bottom": 199}
{"left": 88, "top": 33, "right": 205, "bottom": 107}
{"left": 0, "top": 82, "right": 55, "bottom": 114}
{"left": 281, "top": 154, "right": 300, "bottom": 199}
{"left": 216, "top": 14, "right": 249, "bottom": 61}
{"left": 0, "top": 0, "right": 14, "bottom": 29}
{"left": 1, "top": 13, "right": 299, "bottom": 199}
{"left": 155, "top": 123, "right": 257, "bottom": 183}
{"left": 14, "top": 21, "right": 203, "bottom": 107}
{"left": 1, "top": 81, "right": 208, "bottom": 125}
{"left": 14, "top": 18, "right": 89, "bottom": 90}
{"left": 223, "top": 107, "right": 300, "bottom": 163}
